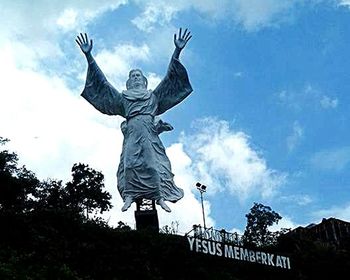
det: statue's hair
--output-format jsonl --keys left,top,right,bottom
{"left": 126, "top": 69, "right": 148, "bottom": 90}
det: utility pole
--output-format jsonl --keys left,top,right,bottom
{"left": 196, "top": 182, "right": 207, "bottom": 229}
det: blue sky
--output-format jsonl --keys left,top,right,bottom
{"left": 1, "top": 0, "right": 350, "bottom": 233}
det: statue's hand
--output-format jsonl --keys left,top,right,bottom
{"left": 76, "top": 33, "right": 93, "bottom": 55}
{"left": 174, "top": 28, "right": 192, "bottom": 50}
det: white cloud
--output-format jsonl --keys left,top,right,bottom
{"left": 132, "top": 0, "right": 302, "bottom": 32}
{"left": 178, "top": 118, "right": 286, "bottom": 201}
{"left": 277, "top": 84, "right": 339, "bottom": 111}
{"left": 95, "top": 43, "right": 151, "bottom": 89}
{"left": 280, "top": 194, "right": 313, "bottom": 206}
{"left": 0, "top": 0, "right": 128, "bottom": 77}
{"left": 91, "top": 44, "right": 164, "bottom": 92}
{"left": 57, "top": 8, "right": 79, "bottom": 30}
{"left": 0, "top": 38, "right": 135, "bottom": 225}
{"left": 139, "top": 24, "right": 179, "bottom": 61}
{"left": 0, "top": 45, "right": 122, "bottom": 175}
{"left": 269, "top": 216, "right": 298, "bottom": 232}
{"left": 339, "top": 0, "right": 350, "bottom": 7}
{"left": 313, "top": 203, "right": 350, "bottom": 222}
{"left": 0, "top": 1, "right": 131, "bottom": 228}
{"left": 146, "top": 72, "right": 163, "bottom": 90}
{"left": 310, "top": 146, "right": 350, "bottom": 171}
{"left": 295, "top": 195, "right": 313, "bottom": 206}
{"left": 286, "top": 121, "right": 303, "bottom": 152}
{"left": 132, "top": 1, "right": 180, "bottom": 32}
{"left": 0, "top": 1, "right": 126, "bottom": 36}
{"left": 320, "top": 95, "right": 338, "bottom": 109}
{"left": 230, "top": 0, "right": 297, "bottom": 31}
{"left": 162, "top": 143, "right": 215, "bottom": 233}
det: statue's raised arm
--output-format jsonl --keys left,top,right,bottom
{"left": 153, "top": 28, "right": 193, "bottom": 115}
{"left": 76, "top": 33, "right": 125, "bottom": 117}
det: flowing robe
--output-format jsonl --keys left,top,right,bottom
{"left": 81, "top": 57, "right": 193, "bottom": 203}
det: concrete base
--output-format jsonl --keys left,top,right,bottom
{"left": 134, "top": 199, "right": 159, "bottom": 232}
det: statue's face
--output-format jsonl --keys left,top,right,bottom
{"left": 129, "top": 70, "right": 146, "bottom": 89}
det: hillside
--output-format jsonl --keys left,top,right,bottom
{"left": 1, "top": 210, "right": 349, "bottom": 280}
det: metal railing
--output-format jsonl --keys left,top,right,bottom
{"left": 186, "top": 224, "right": 244, "bottom": 246}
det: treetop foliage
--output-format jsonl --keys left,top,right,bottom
{"left": 243, "top": 202, "right": 283, "bottom": 248}
{"left": 0, "top": 138, "right": 112, "bottom": 218}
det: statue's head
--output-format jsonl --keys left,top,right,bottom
{"left": 126, "top": 69, "right": 148, "bottom": 90}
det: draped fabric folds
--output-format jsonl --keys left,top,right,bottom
{"left": 81, "top": 57, "right": 192, "bottom": 203}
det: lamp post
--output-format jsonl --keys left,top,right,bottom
{"left": 196, "top": 182, "right": 207, "bottom": 229}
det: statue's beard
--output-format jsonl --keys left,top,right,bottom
{"left": 130, "top": 80, "right": 146, "bottom": 89}
{"left": 132, "top": 84, "right": 145, "bottom": 89}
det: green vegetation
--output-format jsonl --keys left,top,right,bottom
{"left": 242, "top": 202, "right": 283, "bottom": 248}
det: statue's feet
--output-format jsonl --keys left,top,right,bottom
{"left": 157, "top": 198, "right": 171, "bottom": 212}
{"left": 121, "top": 196, "right": 133, "bottom": 212}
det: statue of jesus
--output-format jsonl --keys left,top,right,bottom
{"left": 76, "top": 28, "right": 193, "bottom": 212}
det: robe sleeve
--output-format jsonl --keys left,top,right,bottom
{"left": 153, "top": 57, "right": 193, "bottom": 115}
{"left": 81, "top": 60, "right": 125, "bottom": 117}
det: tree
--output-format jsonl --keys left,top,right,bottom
{"left": 35, "top": 179, "right": 68, "bottom": 211}
{"left": 116, "top": 221, "right": 132, "bottom": 231}
{"left": 0, "top": 137, "right": 18, "bottom": 174}
{"left": 65, "top": 163, "right": 112, "bottom": 218}
{"left": 0, "top": 137, "right": 112, "bottom": 221}
{"left": 243, "top": 202, "right": 282, "bottom": 248}
{"left": 0, "top": 137, "right": 39, "bottom": 213}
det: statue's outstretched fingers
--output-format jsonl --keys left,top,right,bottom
{"left": 77, "top": 35, "right": 83, "bottom": 45}
{"left": 183, "top": 28, "right": 188, "bottom": 38}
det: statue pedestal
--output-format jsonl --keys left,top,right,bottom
{"left": 135, "top": 199, "right": 159, "bottom": 232}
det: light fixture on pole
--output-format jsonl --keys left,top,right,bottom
{"left": 196, "top": 182, "right": 207, "bottom": 229}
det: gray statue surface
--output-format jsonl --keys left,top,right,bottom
{"left": 76, "top": 29, "right": 193, "bottom": 212}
